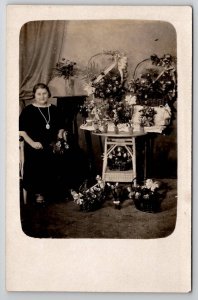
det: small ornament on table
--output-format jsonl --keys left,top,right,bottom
{"left": 112, "top": 110, "right": 119, "bottom": 134}
{"left": 139, "top": 123, "right": 145, "bottom": 133}
{"left": 101, "top": 119, "right": 108, "bottom": 133}
{"left": 86, "top": 118, "right": 93, "bottom": 126}
{"left": 127, "top": 120, "right": 134, "bottom": 134}
{"left": 93, "top": 119, "right": 101, "bottom": 133}
{"left": 114, "top": 125, "right": 119, "bottom": 134}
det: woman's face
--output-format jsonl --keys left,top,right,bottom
{"left": 34, "top": 88, "right": 49, "bottom": 106}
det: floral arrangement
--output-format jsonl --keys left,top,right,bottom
{"left": 139, "top": 106, "right": 157, "bottom": 127}
{"left": 71, "top": 176, "right": 106, "bottom": 212}
{"left": 80, "top": 96, "right": 134, "bottom": 128}
{"left": 128, "top": 54, "right": 177, "bottom": 106}
{"left": 70, "top": 173, "right": 164, "bottom": 212}
{"left": 108, "top": 146, "right": 132, "bottom": 171}
{"left": 51, "top": 134, "right": 69, "bottom": 155}
{"left": 81, "top": 52, "right": 177, "bottom": 132}
{"left": 52, "top": 58, "right": 77, "bottom": 79}
{"left": 88, "top": 72, "right": 126, "bottom": 101}
{"left": 81, "top": 51, "right": 130, "bottom": 125}
{"left": 130, "top": 179, "right": 162, "bottom": 213}
{"left": 106, "top": 182, "right": 130, "bottom": 209}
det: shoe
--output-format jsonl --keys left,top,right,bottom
{"left": 35, "top": 194, "right": 45, "bottom": 204}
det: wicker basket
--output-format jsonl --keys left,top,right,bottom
{"left": 134, "top": 195, "right": 162, "bottom": 213}
{"left": 104, "top": 169, "right": 135, "bottom": 182}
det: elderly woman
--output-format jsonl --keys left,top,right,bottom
{"left": 19, "top": 83, "right": 65, "bottom": 204}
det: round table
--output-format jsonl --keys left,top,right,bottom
{"left": 80, "top": 124, "right": 147, "bottom": 185}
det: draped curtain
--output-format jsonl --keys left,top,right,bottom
{"left": 19, "top": 21, "right": 67, "bottom": 102}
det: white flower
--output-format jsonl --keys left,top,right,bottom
{"left": 164, "top": 103, "right": 171, "bottom": 116}
{"left": 76, "top": 198, "right": 84, "bottom": 205}
{"left": 84, "top": 83, "right": 95, "bottom": 96}
{"left": 125, "top": 95, "right": 137, "bottom": 106}
{"left": 118, "top": 56, "right": 128, "bottom": 70}
{"left": 71, "top": 190, "right": 84, "bottom": 205}
{"left": 150, "top": 181, "right": 159, "bottom": 191}
{"left": 145, "top": 179, "right": 159, "bottom": 191}
{"left": 145, "top": 179, "right": 153, "bottom": 189}
{"left": 135, "top": 192, "right": 141, "bottom": 199}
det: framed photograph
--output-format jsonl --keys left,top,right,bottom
{"left": 6, "top": 5, "right": 192, "bottom": 292}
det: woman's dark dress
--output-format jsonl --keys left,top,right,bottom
{"left": 19, "top": 104, "right": 64, "bottom": 196}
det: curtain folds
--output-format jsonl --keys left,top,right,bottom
{"left": 19, "top": 21, "right": 67, "bottom": 101}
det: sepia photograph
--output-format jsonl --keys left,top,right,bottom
{"left": 19, "top": 20, "right": 177, "bottom": 239}
{"left": 6, "top": 5, "right": 191, "bottom": 292}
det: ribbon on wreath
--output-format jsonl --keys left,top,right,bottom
{"left": 92, "top": 53, "right": 127, "bottom": 85}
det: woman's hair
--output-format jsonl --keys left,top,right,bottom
{"left": 33, "top": 83, "right": 51, "bottom": 98}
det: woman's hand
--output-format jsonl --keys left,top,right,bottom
{"left": 20, "top": 131, "right": 43, "bottom": 150}
{"left": 57, "top": 129, "right": 65, "bottom": 139}
{"left": 30, "top": 141, "right": 43, "bottom": 150}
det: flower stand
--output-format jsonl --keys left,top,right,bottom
{"left": 93, "top": 131, "right": 146, "bottom": 184}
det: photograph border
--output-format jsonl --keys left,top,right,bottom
{"left": 1, "top": 0, "right": 196, "bottom": 298}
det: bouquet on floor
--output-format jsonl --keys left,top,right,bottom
{"left": 71, "top": 176, "right": 106, "bottom": 212}
{"left": 130, "top": 179, "right": 163, "bottom": 213}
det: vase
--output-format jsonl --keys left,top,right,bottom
{"left": 65, "top": 77, "right": 75, "bottom": 96}
{"left": 114, "top": 125, "right": 119, "bottom": 134}
{"left": 140, "top": 125, "right": 144, "bottom": 133}
{"left": 102, "top": 123, "right": 108, "bottom": 133}
{"left": 93, "top": 121, "right": 100, "bottom": 132}
{"left": 86, "top": 118, "right": 93, "bottom": 126}
{"left": 128, "top": 126, "right": 133, "bottom": 135}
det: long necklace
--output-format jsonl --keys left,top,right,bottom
{"left": 37, "top": 106, "right": 51, "bottom": 129}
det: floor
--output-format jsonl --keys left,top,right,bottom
{"left": 20, "top": 178, "right": 177, "bottom": 239}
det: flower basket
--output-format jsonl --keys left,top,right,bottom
{"left": 133, "top": 191, "right": 162, "bottom": 213}
{"left": 81, "top": 51, "right": 131, "bottom": 125}
{"left": 132, "top": 179, "right": 162, "bottom": 213}
{"left": 71, "top": 176, "right": 106, "bottom": 212}
{"left": 108, "top": 146, "right": 132, "bottom": 171}
{"left": 79, "top": 191, "right": 105, "bottom": 212}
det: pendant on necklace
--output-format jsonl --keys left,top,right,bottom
{"left": 46, "top": 124, "right": 50, "bottom": 129}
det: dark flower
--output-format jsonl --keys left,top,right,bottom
{"left": 52, "top": 59, "right": 78, "bottom": 79}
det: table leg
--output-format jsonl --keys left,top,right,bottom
{"left": 132, "top": 137, "right": 137, "bottom": 187}
{"left": 102, "top": 137, "right": 107, "bottom": 181}
{"left": 145, "top": 134, "right": 155, "bottom": 178}
{"left": 84, "top": 130, "right": 97, "bottom": 178}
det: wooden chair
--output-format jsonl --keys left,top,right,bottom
{"left": 19, "top": 137, "right": 27, "bottom": 204}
